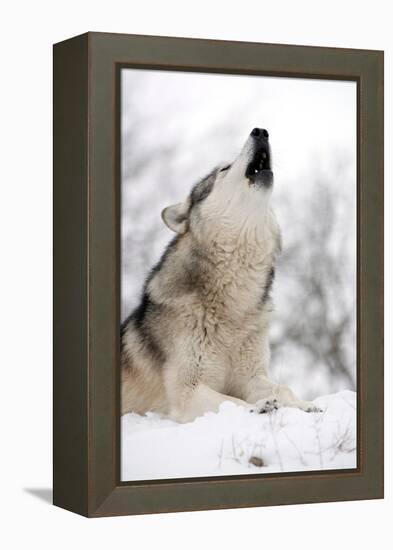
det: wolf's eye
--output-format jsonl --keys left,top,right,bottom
{"left": 220, "top": 164, "right": 231, "bottom": 173}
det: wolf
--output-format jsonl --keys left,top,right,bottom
{"left": 121, "top": 128, "right": 322, "bottom": 423}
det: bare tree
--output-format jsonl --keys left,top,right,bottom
{"left": 270, "top": 174, "right": 356, "bottom": 393}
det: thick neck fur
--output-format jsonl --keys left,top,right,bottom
{"left": 148, "top": 207, "right": 281, "bottom": 315}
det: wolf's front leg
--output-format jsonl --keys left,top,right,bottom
{"left": 246, "top": 375, "right": 322, "bottom": 414}
{"left": 167, "top": 382, "right": 250, "bottom": 423}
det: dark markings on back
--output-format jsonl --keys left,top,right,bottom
{"left": 122, "top": 293, "right": 166, "bottom": 365}
{"left": 146, "top": 234, "right": 180, "bottom": 285}
{"left": 121, "top": 237, "right": 182, "bottom": 365}
{"left": 261, "top": 266, "right": 275, "bottom": 305}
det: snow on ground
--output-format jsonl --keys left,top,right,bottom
{"left": 121, "top": 391, "right": 356, "bottom": 481}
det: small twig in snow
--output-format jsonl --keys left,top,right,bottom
{"left": 269, "top": 412, "right": 284, "bottom": 471}
{"left": 218, "top": 438, "right": 224, "bottom": 470}
{"left": 312, "top": 415, "right": 324, "bottom": 469}
{"left": 283, "top": 431, "right": 309, "bottom": 467}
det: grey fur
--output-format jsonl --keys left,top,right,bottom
{"left": 121, "top": 132, "right": 322, "bottom": 422}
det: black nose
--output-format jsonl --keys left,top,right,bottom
{"left": 251, "top": 128, "right": 269, "bottom": 139}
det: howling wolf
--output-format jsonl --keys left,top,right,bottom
{"left": 121, "top": 128, "right": 321, "bottom": 422}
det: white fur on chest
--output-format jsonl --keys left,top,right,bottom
{"left": 171, "top": 238, "right": 274, "bottom": 394}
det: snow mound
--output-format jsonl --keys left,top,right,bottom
{"left": 121, "top": 391, "right": 356, "bottom": 481}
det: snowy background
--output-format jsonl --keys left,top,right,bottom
{"left": 121, "top": 70, "right": 357, "bottom": 480}
{"left": 122, "top": 391, "right": 356, "bottom": 480}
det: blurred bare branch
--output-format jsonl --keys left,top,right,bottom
{"left": 270, "top": 174, "right": 356, "bottom": 394}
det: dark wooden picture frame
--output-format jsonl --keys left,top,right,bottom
{"left": 53, "top": 32, "right": 384, "bottom": 517}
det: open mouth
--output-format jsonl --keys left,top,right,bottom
{"left": 246, "top": 147, "right": 273, "bottom": 186}
{"left": 245, "top": 128, "right": 273, "bottom": 187}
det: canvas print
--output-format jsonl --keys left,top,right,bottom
{"left": 120, "top": 69, "right": 357, "bottom": 481}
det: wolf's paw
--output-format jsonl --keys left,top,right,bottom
{"left": 298, "top": 401, "right": 323, "bottom": 413}
{"left": 250, "top": 397, "right": 281, "bottom": 414}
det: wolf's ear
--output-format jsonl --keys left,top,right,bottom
{"left": 161, "top": 202, "right": 189, "bottom": 234}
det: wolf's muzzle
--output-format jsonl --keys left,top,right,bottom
{"left": 246, "top": 128, "right": 273, "bottom": 187}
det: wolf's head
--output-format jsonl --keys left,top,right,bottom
{"left": 162, "top": 128, "right": 275, "bottom": 241}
